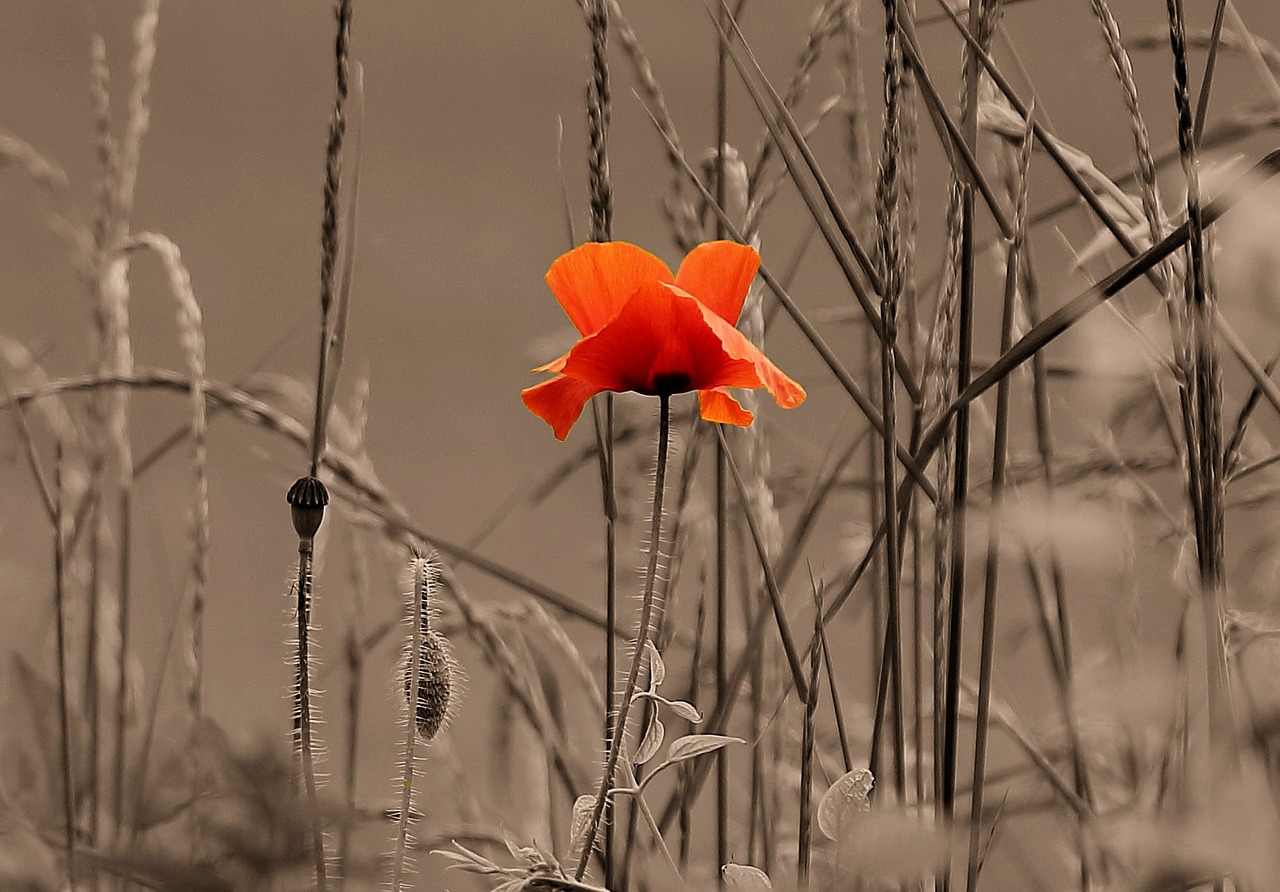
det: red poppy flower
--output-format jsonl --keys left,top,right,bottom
{"left": 522, "top": 240, "right": 806, "bottom": 439}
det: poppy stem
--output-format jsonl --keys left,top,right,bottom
{"left": 575, "top": 394, "right": 673, "bottom": 882}
{"left": 294, "top": 541, "right": 328, "bottom": 891}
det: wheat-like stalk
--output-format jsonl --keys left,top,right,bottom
{"left": 125, "top": 233, "right": 210, "bottom": 720}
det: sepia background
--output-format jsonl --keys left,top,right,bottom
{"left": 5, "top": 1, "right": 1280, "bottom": 888}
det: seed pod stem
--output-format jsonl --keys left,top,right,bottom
{"left": 391, "top": 551, "right": 454, "bottom": 890}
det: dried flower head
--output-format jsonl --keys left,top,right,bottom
{"left": 286, "top": 475, "right": 329, "bottom": 540}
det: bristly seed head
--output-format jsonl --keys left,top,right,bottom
{"left": 403, "top": 552, "right": 457, "bottom": 741}
{"left": 404, "top": 631, "right": 453, "bottom": 741}
{"left": 287, "top": 475, "right": 329, "bottom": 540}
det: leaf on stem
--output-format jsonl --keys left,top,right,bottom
{"left": 645, "top": 639, "right": 666, "bottom": 687}
{"left": 722, "top": 863, "right": 772, "bottom": 890}
{"left": 569, "top": 794, "right": 597, "bottom": 862}
{"left": 816, "top": 767, "right": 873, "bottom": 841}
{"left": 664, "top": 733, "right": 742, "bottom": 765}
{"left": 635, "top": 714, "right": 666, "bottom": 765}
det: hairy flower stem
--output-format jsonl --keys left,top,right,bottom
{"left": 574, "top": 394, "right": 672, "bottom": 882}
{"left": 595, "top": 396, "right": 618, "bottom": 888}
{"left": 294, "top": 542, "right": 327, "bottom": 891}
{"left": 390, "top": 557, "right": 426, "bottom": 892}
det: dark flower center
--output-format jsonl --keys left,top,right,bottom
{"left": 651, "top": 371, "right": 693, "bottom": 395}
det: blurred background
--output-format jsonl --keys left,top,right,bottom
{"left": 4, "top": 0, "right": 1280, "bottom": 887}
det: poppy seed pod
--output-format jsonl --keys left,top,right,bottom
{"left": 402, "top": 553, "right": 457, "bottom": 741}
{"left": 404, "top": 630, "right": 453, "bottom": 740}
{"left": 286, "top": 475, "right": 329, "bottom": 540}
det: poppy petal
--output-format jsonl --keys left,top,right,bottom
{"left": 561, "top": 282, "right": 761, "bottom": 395}
{"left": 699, "top": 388, "right": 755, "bottom": 426}
{"left": 696, "top": 303, "right": 806, "bottom": 409}
{"left": 532, "top": 350, "right": 570, "bottom": 375}
{"left": 545, "top": 242, "right": 674, "bottom": 336}
{"left": 521, "top": 374, "right": 606, "bottom": 440}
{"left": 674, "top": 241, "right": 760, "bottom": 324}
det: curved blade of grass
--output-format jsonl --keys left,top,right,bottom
{"left": 718, "top": 427, "right": 808, "bottom": 700}
{"left": 703, "top": 0, "right": 926, "bottom": 402}
{"left": 654, "top": 424, "right": 872, "bottom": 833}
{"left": 914, "top": 104, "right": 1280, "bottom": 302}
{"left": 0, "top": 366, "right": 55, "bottom": 522}
{"left": 916, "top": 147, "right": 1280, "bottom": 474}
{"left": 1, "top": 370, "right": 620, "bottom": 638}
{"left": 929, "top": 0, "right": 1280, "bottom": 419}
{"left": 1192, "top": 0, "right": 1229, "bottom": 143}
{"left": 637, "top": 95, "right": 938, "bottom": 504}
{"left": 717, "top": 0, "right": 1015, "bottom": 264}
{"left": 711, "top": 1, "right": 881, "bottom": 295}
{"left": 967, "top": 106, "right": 1033, "bottom": 892}
{"left": 897, "top": 13, "right": 1013, "bottom": 238}
{"left": 797, "top": 581, "right": 823, "bottom": 887}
